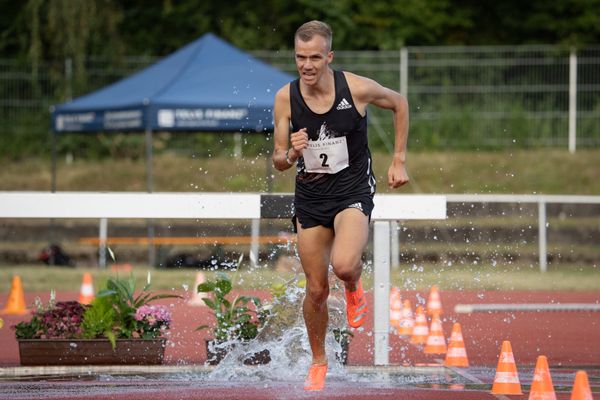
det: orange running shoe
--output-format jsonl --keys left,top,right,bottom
{"left": 345, "top": 279, "right": 368, "bottom": 328}
{"left": 304, "top": 363, "right": 328, "bottom": 391}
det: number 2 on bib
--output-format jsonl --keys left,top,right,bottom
{"left": 319, "top": 153, "right": 329, "bottom": 167}
{"left": 303, "top": 137, "right": 349, "bottom": 174}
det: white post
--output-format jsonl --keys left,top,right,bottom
{"left": 234, "top": 132, "right": 242, "bottom": 158}
{"left": 568, "top": 48, "right": 577, "bottom": 154}
{"left": 400, "top": 47, "right": 408, "bottom": 97}
{"left": 99, "top": 218, "right": 108, "bottom": 269}
{"left": 250, "top": 218, "right": 260, "bottom": 268}
{"left": 390, "top": 220, "right": 400, "bottom": 269}
{"left": 373, "top": 221, "right": 390, "bottom": 365}
{"left": 538, "top": 201, "right": 547, "bottom": 273}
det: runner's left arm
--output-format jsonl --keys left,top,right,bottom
{"left": 353, "top": 75, "right": 410, "bottom": 189}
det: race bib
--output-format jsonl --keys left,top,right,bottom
{"left": 303, "top": 137, "right": 349, "bottom": 174}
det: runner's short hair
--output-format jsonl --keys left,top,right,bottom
{"left": 295, "top": 20, "right": 332, "bottom": 51}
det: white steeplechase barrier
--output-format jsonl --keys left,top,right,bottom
{"left": 0, "top": 191, "right": 447, "bottom": 365}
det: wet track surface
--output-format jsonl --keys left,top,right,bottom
{"left": 1, "top": 365, "right": 599, "bottom": 400}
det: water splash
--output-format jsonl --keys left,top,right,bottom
{"left": 207, "top": 275, "right": 349, "bottom": 383}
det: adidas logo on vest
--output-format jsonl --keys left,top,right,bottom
{"left": 336, "top": 98, "right": 352, "bottom": 110}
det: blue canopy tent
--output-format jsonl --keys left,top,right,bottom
{"left": 50, "top": 33, "right": 294, "bottom": 192}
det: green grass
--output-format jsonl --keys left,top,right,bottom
{"left": 1, "top": 150, "right": 598, "bottom": 294}
{"left": 1, "top": 263, "right": 598, "bottom": 294}
{"left": 1, "top": 149, "right": 600, "bottom": 194}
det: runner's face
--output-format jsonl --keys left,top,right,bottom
{"left": 294, "top": 35, "right": 333, "bottom": 86}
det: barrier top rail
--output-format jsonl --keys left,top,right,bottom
{"left": 0, "top": 192, "right": 447, "bottom": 221}
{"left": 445, "top": 194, "right": 600, "bottom": 204}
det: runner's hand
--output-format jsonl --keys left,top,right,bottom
{"left": 388, "top": 161, "right": 409, "bottom": 189}
{"left": 290, "top": 128, "right": 309, "bottom": 157}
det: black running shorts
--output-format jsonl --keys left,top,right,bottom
{"left": 292, "top": 195, "right": 374, "bottom": 232}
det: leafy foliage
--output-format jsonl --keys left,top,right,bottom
{"left": 96, "top": 275, "right": 180, "bottom": 339}
{"left": 196, "top": 273, "right": 269, "bottom": 342}
{"left": 13, "top": 301, "right": 87, "bottom": 339}
{"left": 81, "top": 294, "right": 117, "bottom": 348}
{"left": 13, "top": 275, "right": 180, "bottom": 349}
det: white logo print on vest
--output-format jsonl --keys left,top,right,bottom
{"left": 336, "top": 98, "right": 352, "bottom": 110}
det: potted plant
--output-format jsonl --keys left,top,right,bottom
{"left": 196, "top": 273, "right": 270, "bottom": 365}
{"left": 13, "top": 275, "right": 180, "bottom": 366}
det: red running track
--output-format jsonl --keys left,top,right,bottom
{"left": 1, "top": 289, "right": 599, "bottom": 399}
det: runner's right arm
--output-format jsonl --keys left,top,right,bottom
{"left": 273, "top": 84, "right": 307, "bottom": 171}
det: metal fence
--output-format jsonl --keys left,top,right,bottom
{"left": 1, "top": 45, "right": 599, "bottom": 152}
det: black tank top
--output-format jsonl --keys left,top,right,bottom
{"left": 290, "top": 70, "right": 376, "bottom": 202}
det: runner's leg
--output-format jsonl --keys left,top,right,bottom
{"left": 297, "top": 222, "right": 334, "bottom": 364}
{"left": 330, "top": 208, "right": 370, "bottom": 290}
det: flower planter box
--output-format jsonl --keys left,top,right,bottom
{"left": 17, "top": 338, "right": 166, "bottom": 366}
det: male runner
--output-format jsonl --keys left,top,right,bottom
{"left": 272, "top": 20, "right": 410, "bottom": 391}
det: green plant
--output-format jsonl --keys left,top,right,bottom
{"left": 13, "top": 315, "right": 44, "bottom": 339}
{"left": 96, "top": 274, "right": 181, "bottom": 339}
{"left": 196, "top": 273, "right": 269, "bottom": 342}
{"left": 81, "top": 294, "right": 118, "bottom": 347}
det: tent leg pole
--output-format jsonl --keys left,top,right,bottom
{"left": 49, "top": 131, "right": 57, "bottom": 266}
{"left": 51, "top": 131, "right": 57, "bottom": 193}
{"left": 145, "top": 128, "right": 153, "bottom": 193}
{"left": 145, "top": 128, "right": 156, "bottom": 268}
{"left": 265, "top": 134, "right": 273, "bottom": 193}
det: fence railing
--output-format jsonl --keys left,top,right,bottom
{"left": 442, "top": 194, "right": 600, "bottom": 273}
{"left": 1, "top": 45, "right": 599, "bottom": 151}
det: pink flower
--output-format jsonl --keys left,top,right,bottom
{"left": 135, "top": 305, "right": 171, "bottom": 325}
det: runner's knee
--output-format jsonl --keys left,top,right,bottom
{"left": 331, "top": 256, "right": 362, "bottom": 282}
{"left": 305, "top": 281, "right": 330, "bottom": 305}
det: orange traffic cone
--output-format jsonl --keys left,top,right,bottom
{"left": 444, "top": 322, "right": 469, "bottom": 367}
{"left": 529, "top": 355, "right": 556, "bottom": 400}
{"left": 410, "top": 305, "right": 429, "bottom": 344}
{"left": 426, "top": 285, "right": 442, "bottom": 316}
{"left": 78, "top": 272, "right": 95, "bottom": 305}
{"left": 424, "top": 313, "right": 447, "bottom": 354}
{"left": 389, "top": 287, "right": 402, "bottom": 331}
{"left": 398, "top": 299, "right": 414, "bottom": 336}
{"left": 1, "top": 276, "right": 28, "bottom": 315}
{"left": 491, "top": 340, "right": 523, "bottom": 395}
{"left": 189, "top": 272, "right": 208, "bottom": 306}
{"left": 570, "top": 370, "right": 593, "bottom": 400}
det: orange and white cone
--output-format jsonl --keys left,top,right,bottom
{"left": 529, "top": 355, "right": 556, "bottom": 400}
{"left": 426, "top": 285, "right": 443, "bottom": 316}
{"left": 389, "top": 287, "right": 402, "bottom": 331}
{"left": 398, "top": 299, "right": 414, "bottom": 336}
{"left": 410, "top": 305, "right": 429, "bottom": 344}
{"left": 189, "top": 272, "right": 208, "bottom": 306}
{"left": 424, "top": 313, "right": 447, "bottom": 354}
{"left": 491, "top": 340, "right": 523, "bottom": 395}
{"left": 1, "top": 276, "right": 28, "bottom": 315}
{"left": 570, "top": 370, "right": 593, "bottom": 400}
{"left": 444, "top": 322, "right": 469, "bottom": 367}
{"left": 78, "top": 272, "right": 94, "bottom": 305}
